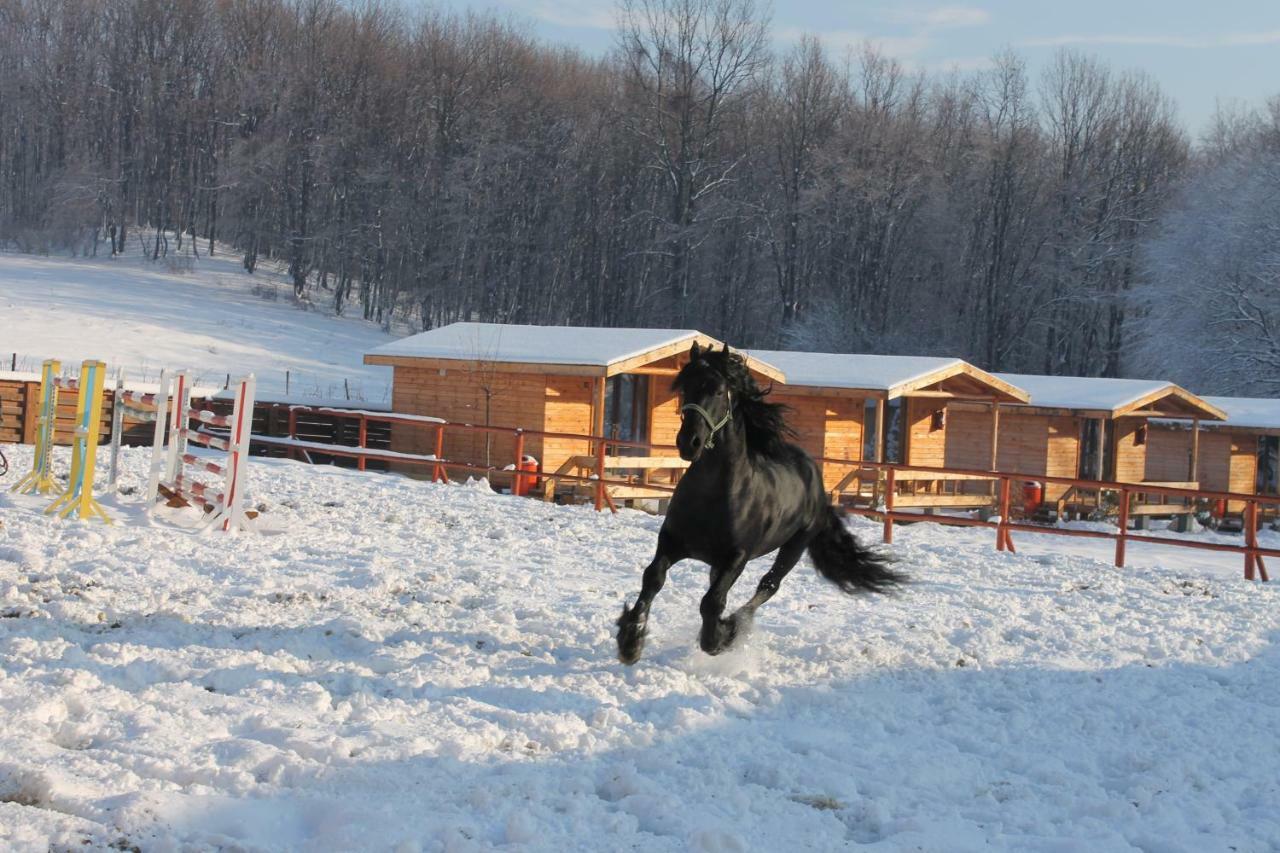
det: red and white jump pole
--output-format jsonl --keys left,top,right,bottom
{"left": 148, "top": 371, "right": 257, "bottom": 532}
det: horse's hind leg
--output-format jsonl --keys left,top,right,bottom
{"left": 698, "top": 553, "right": 748, "bottom": 656}
{"left": 729, "top": 534, "right": 808, "bottom": 635}
{"left": 617, "top": 532, "right": 682, "bottom": 665}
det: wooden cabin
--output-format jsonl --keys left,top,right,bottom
{"left": 944, "top": 374, "right": 1226, "bottom": 513}
{"left": 1147, "top": 396, "right": 1280, "bottom": 513}
{"left": 744, "top": 350, "right": 1029, "bottom": 501}
{"left": 364, "top": 323, "right": 783, "bottom": 495}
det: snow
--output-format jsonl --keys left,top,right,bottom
{"left": 1202, "top": 396, "right": 1280, "bottom": 431}
{"left": 0, "top": 250, "right": 394, "bottom": 405}
{"left": 995, "top": 373, "right": 1178, "bottom": 413}
{"left": 367, "top": 322, "right": 714, "bottom": 370}
{"left": 3, "top": 443, "right": 1280, "bottom": 851}
{"left": 746, "top": 349, "right": 964, "bottom": 393}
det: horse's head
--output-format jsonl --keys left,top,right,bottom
{"left": 673, "top": 341, "right": 737, "bottom": 462}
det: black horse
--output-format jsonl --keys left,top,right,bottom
{"left": 616, "top": 342, "right": 904, "bottom": 664}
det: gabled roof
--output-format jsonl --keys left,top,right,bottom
{"left": 996, "top": 373, "right": 1225, "bottom": 420}
{"left": 1202, "top": 396, "right": 1280, "bottom": 430}
{"left": 746, "top": 350, "right": 1028, "bottom": 402}
{"left": 365, "top": 322, "right": 784, "bottom": 381}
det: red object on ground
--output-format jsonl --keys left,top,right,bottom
{"left": 513, "top": 455, "right": 540, "bottom": 496}
{"left": 1023, "top": 481, "right": 1043, "bottom": 514}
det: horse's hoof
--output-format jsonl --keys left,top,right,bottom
{"left": 617, "top": 602, "right": 647, "bottom": 665}
{"left": 699, "top": 618, "right": 738, "bottom": 656}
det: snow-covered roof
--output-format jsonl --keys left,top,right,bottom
{"left": 996, "top": 373, "right": 1224, "bottom": 419}
{"left": 1202, "top": 396, "right": 1280, "bottom": 430}
{"left": 747, "top": 350, "right": 1027, "bottom": 401}
{"left": 367, "top": 322, "right": 784, "bottom": 379}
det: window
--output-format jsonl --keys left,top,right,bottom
{"left": 603, "top": 374, "right": 650, "bottom": 451}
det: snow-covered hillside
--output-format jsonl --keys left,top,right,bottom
{"left": 0, "top": 249, "right": 394, "bottom": 404}
{"left": 1, "top": 446, "right": 1278, "bottom": 851}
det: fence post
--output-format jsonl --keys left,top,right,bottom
{"left": 512, "top": 429, "right": 525, "bottom": 496}
{"left": 1245, "top": 499, "right": 1258, "bottom": 580}
{"left": 997, "top": 476, "right": 1012, "bottom": 552}
{"left": 287, "top": 407, "right": 299, "bottom": 462}
{"left": 1115, "top": 487, "right": 1130, "bottom": 568}
{"left": 882, "top": 467, "right": 895, "bottom": 544}
{"left": 594, "top": 437, "right": 606, "bottom": 512}
{"left": 357, "top": 414, "right": 367, "bottom": 472}
{"left": 432, "top": 424, "right": 445, "bottom": 483}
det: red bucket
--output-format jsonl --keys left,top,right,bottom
{"left": 1022, "top": 481, "right": 1043, "bottom": 514}
{"left": 513, "top": 455, "right": 540, "bottom": 496}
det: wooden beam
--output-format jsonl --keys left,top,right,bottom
{"left": 365, "top": 354, "right": 605, "bottom": 377}
{"left": 990, "top": 399, "right": 1000, "bottom": 472}
{"left": 593, "top": 376, "right": 607, "bottom": 437}
{"left": 875, "top": 398, "right": 886, "bottom": 463}
{"left": 1190, "top": 417, "right": 1200, "bottom": 482}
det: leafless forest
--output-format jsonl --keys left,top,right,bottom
{"left": 1, "top": 0, "right": 1277, "bottom": 390}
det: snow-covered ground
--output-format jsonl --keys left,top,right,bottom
{"left": 1, "top": 445, "right": 1278, "bottom": 851}
{"left": 0, "top": 249, "right": 394, "bottom": 404}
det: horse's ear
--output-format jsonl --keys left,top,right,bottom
{"left": 721, "top": 342, "right": 730, "bottom": 355}
{"left": 689, "top": 341, "right": 701, "bottom": 360}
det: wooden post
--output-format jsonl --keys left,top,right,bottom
{"left": 594, "top": 437, "right": 606, "bottom": 512}
{"left": 432, "top": 424, "right": 445, "bottom": 483}
{"left": 287, "top": 408, "right": 298, "bottom": 462}
{"left": 21, "top": 381, "right": 39, "bottom": 444}
{"left": 989, "top": 400, "right": 1000, "bottom": 471}
{"left": 1115, "top": 487, "right": 1130, "bottom": 568}
{"left": 882, "top": 466, "right": 895, "bottom": 544}
{"left": 513, "top": 430, "right": 525, "bottom": 496}
{"left": 1190, "top": 417, "right": 1200, "bottom": 483}
{"left": 875, "top": 398, "right": 886, "bottom": 463}
{"left": 997, "top": 476, "right": 1013, "bottom": 552}
{"left": 357, "top": 415, "right": 367, "bottom": 472}
{"left": 1245, "top": 499, "right": 1258, "bottom": 580}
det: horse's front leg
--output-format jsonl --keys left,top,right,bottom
{"left": 699, "top": 553, "right": 748, "bottom": 656}
{"left": 728, "top": 534, "right": 808, "bottom": 636}
{"left": 617, "top": 532, "right": 682, "bottom": 665}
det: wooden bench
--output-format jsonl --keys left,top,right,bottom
{"left": 544, "top": 454, "right": 689, "bottom": 506}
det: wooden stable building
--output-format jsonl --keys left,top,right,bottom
{"left": 1146, "top": 396, "right": 1280, "bottom": 512}
{"left": 744, "top": 350, "right": 1029, "bottom": 498}
{"left": 940, "top": 374, "right": 1227, "bottom": 513}
{"left": 364, "top": 323, "right": 782, "bottom": 494}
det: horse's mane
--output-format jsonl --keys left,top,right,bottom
{"left": 673, "top": 346, "right": 795, "bottom": 458}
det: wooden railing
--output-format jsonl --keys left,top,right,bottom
{"left": 209, "top": 402, "right": 1275, "bottom": 580}
{"left": 246, "top": 405, "right": 685, "bottom": 513}
{"left": 817, "top": 458, "right": 1275, "bottom": 581}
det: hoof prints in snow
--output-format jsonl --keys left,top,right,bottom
{"left": 0, "top": 445, "right": 1279, "bottom": 851}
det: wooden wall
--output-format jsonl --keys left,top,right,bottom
{"left": 542, "top": 376, "right": 594, "bottom": 473}
{"left": 905, "top": 398, "right": 947, "bottom": 468}
{"left": 1148, "top": 424, "right": 1257, "bottom": 507}
{"left": 1144, "top": 425, "right": 1194, "bottom": 483}
{"left": 649, "top": 381, "right": 682, "bottom": 448}
{"left": 389, "top": 366, "right": 552, "bottom": 477}
{"left": 945, "top": 408, "right": 1081, "bottom": 500}
{"left": 783, "top": 393, "right": 865, "bottom": 490}
{"left": 0, "top": 376, "right": 151, "bottom": 448}
{"left": 1113, "top": 418, "right": 1147, "bottom": 484}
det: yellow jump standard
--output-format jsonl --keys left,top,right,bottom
{"left": 45, "top": 360, "right": 112, "bottom": 524}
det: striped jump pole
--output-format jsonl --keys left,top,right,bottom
{"left": 149, "top": 372, "right": 257, "bottom": 533}
{"left": 45, "top": 360, "right": 112, "bottom": 523}
{"left": 10, "top": 359, "right": 61, "bottom": 496}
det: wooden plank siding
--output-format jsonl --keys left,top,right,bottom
{"left": 1113, "top": 418, "right": 1148, "bottom": 484}
{"left": 1149, "top": 424, "right": 1257, "bottom": 510}
{"left": 1, "top": 376, "right": 151, "bottom": 447}
{"left": 783, "top": 394, "right": 865, "bottom": 490}
{"left": 905, "top": 398, "right": 947, "bottom": 468}
{"left": 945, "top": 409, "right": 1080, "bottom": 500}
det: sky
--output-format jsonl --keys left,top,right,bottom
{"left": 442, "top": 0, "right": 1280, "bottom": 138}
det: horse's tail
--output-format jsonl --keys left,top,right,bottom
{"left": 807, "top": 505, "right": 905, "bottom": 594}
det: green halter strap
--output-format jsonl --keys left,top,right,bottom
{"left": 680, "top": 390, "right": 733, "bottom": 449}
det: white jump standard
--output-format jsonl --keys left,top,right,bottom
{"left": 147, "top": 372, "right": 258, "bottom": 532}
